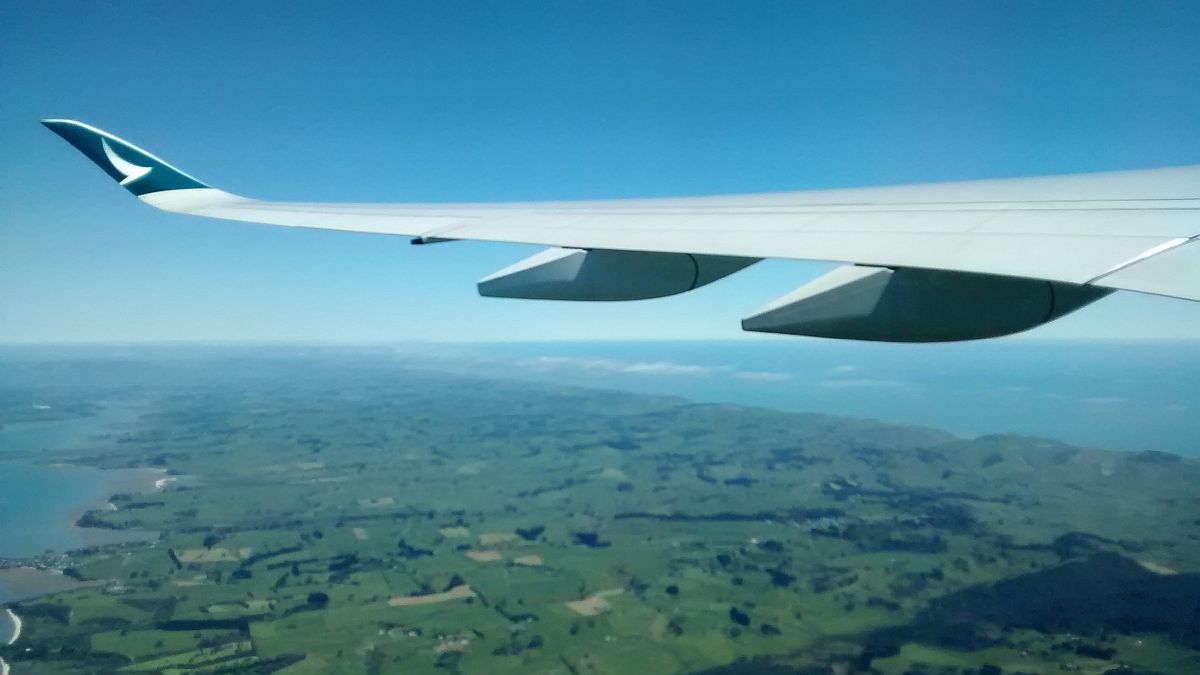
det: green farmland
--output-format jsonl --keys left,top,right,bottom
{"left": 2, "top": 351, "right": 1199, "bottom": 674}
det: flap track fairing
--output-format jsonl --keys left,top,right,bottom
{"left": 478, "top": 248, "right": 758, "bottom": 301}
{"left": 742, "top": 265, "right": 1112, "bottom": 342}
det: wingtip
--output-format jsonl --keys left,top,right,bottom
{"left": 42, "top": 118, "right": 210, "bottom": 195}
{"left": 40, "top": 118, "right": 91, "bottom": 133}
{"left": 40, "top": 118, "right": 73, "bottom": 136}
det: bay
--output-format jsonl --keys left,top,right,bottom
{"left": 0, "top": 402, "right": 152, "bottom": 563}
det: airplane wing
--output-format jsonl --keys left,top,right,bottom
{"left": 42, "top": 119, "right": 1200, "bottom": 342}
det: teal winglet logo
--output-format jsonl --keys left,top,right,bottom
{"left": 42, "top": 119, "right": 209, "bottom": 196}
{"left": 101, "top": 138, "right": 152, "bottom": 186}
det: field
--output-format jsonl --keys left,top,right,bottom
{"left": 1, "top": 350, "right": 1199, "bottom": 674}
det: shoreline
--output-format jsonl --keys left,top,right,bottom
{"left": 60, "top": 465, "right": 166, "bottom": 550}
{"left": 0, "top": 566, "right": 87, "bottom": 605}
{"left": 1, "top": 401, "right": 159, "bottom": 560}
{"left": 3, "top": 607, "right": 20, "bottom": 645}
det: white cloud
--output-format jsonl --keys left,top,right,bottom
{"left": 1079, "top": 396, "right": 1127, "bottom": 406}
{"left": 820, "top": 377, "right": 910, "bottom": 389}
{"left": 517, "top": 355, "right": 717, "bottom": 377}
{"left": 733, "top": 370, "right": 791, "bottom": 382}
{"left": 618, "top": 361, "right": 715, "bottom": 376}
{"left": 516, "top": 354, "right": 790, "bottom": 381}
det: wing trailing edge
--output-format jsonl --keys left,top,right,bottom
{"left": 42, "top": 119, "right": 210, "bottom": 196}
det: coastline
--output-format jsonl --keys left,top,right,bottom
{"left": 0, "top": 566, "right": 87, "bottom": 604}
{"left": 1, "top": 400, "right": 159, "bottom": 560}
{"left": 62, "top": 465, "right": 168, "bottom": 549}
{"left": 0, "top": 468, "right": 169, "bottom": 604}
{"left": 0, "top": 466, "right": 166, "bottom": 603}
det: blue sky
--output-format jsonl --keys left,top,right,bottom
{"left": 2, "top": 1, "right": 1198, "bottom": 342}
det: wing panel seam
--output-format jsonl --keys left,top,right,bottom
{"left": 1085, "top": 236, "right": 1197, "bottom": 285}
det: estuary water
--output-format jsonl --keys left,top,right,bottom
{"left": 0, "top": 403, "right": 146, "bottom": 565}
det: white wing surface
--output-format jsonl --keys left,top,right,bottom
{"left": 43, "top": 119, "right": 1199, "bottom": 342}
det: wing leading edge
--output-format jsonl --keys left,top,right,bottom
{"left": 42, "top": 119, "right": 1200, "bottom": 341}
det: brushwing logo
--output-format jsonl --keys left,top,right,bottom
{"left": 101, "top": 137, "right": 152, "bottom": 185}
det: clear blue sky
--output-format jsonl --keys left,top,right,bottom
{"left": 2, "top": 1, "right": 1198, "bottom": 342}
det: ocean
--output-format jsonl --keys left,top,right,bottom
{"left": 400, "top": 339, "right": 1200, "bottom": 456}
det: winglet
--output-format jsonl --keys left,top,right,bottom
{"left": 41, "top": 119, "right": 209, "bottom": 196}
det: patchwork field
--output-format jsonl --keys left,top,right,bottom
{"left": 1, "top": 352, "right": 1199, "bottom": 674}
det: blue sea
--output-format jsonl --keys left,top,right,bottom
{"left": 401, "top": 339, "right": 1199, "bottom": 456}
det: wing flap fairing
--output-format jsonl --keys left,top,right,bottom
{"left": 477, "top": 248, "right": 758, "bottom": 301}
{"left": 742, "top": 266, "right": 1113, "bottom": 342}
